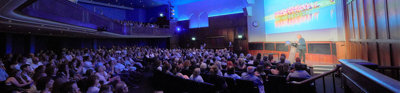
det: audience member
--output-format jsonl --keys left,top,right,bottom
{"left": 36, "top": 77, "right": 54, "bottom": 93}
{"left": 224, "top": 66, "right": 240, "bottom": 79}
{"left": 241, "top": 66, "right": 264, "bottom": 93}
{"left": 189, "top": 68, "right": 204, "bottom": 82}
{"left": 287, "top": 63, "right": 311, "bottom": 81}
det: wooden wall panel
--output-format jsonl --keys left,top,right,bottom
{"left": 356, "top": 42, "right": 363, "bottom": 59}
{"left": 364, "top": 0, "right": 377, "bottom": 39}
{"left": 367, "top": 42, "right": 379, "bottom": 64}
{"left": 352, "top": 1, "right": 360, "bottom": 39}
{"left": 374, "top": 0, "right": 389, "bottom": 39}
{"left": 335, "top": 42, "right": 347, "bottom": 60}
{"left": 348, "top": 3, "right": 355, "bottom": 39}
{"left": 361, "top": 42, "right": 369, "bottom": 60}
{"left": 387, "top": 0, "right": 400, "bottom": 39}
{"left": 357, "top": 0, "right": 366, "bottom": 39}
{"left": 343, "top": 0, "right": 399, "bottom": 67}
{"left": 392, "top": 43, "right": 400, "bottom": 66}
{"left": 378, "top": 43, "right": 391, "bottom": 66}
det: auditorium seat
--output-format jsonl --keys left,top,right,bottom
{"left": 288, "top": 77, "right": 316, "bottom": 93}
{"left": 235, "top": 79, "right": 259, "bottom": 93}
{"left": 266, "top": 74, "right": 288, "bottom": 93}
{"left": 222, "top": 77, "right": 237, "bottom": 92}
{"left": 153, "top": 70, "right": 216, "bottom": 93}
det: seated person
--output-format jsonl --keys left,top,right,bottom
{"left": 241, "top": 66, "right": 264, "bottom": 93}
{"left": 95, "top": 66, "right": 119, "bottom": 85}
{"left": 87, "top": 75, "right": 100, "bottom": 93}
{"left": 60, "top": 81, "right": 81, "bottom": 93}
{"left": 0, "top": 60, "right": 9, "bottom": 81}
{"left": 208, "top": 65, "right": 227, "bottom": 91}
{"left": 36, "top": 77, "right": 54, "bottom": 93}
{"left": 287, "top": 63, "right": 311, "bottom": 81}
{"left": 5, "top": 71, "right": 34, "bottom": 92}
{"left": 224, "top": 66, "right": 240, "bottom": 79}
{"left": 115, "top": 81, "right": 129, "bottom": 93}
{"left": 189, "top": 68, "right": 204, "bottom": 82}
{"left": 278, "top": 56, "right": 290, "bottom": 64}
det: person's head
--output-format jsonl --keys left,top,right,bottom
{"left": 246, "top": 66, "right": 256, "bottom": 75}
{"left": 162, "top": 63, "right": 171, "bottom": 72}
{"left": 295, "top": 57, "right": 301, "bottom": 63}
{"left": 115, "top": 82, "right": 129, "bottom": 93}
{"left": 297, "top": 34, "right": 302, "bottom": 39}
{"left": 88, "top": 75, "right": 99, "bottom": 87}
{"left": 36, "top": 77, "right": 54, "bottom": 91}
{"left": 280, "top": 56, "right": 286, "bottom": 63}
{"left": 268, "top": 54, "right": 274, "bottom": 61}
{"left": 20, "top": 64, "right": 32, "bottom": 72}
{"left": 256, "top": 53, "right": 262, "bottom": 60}
{"left": 60, "top": 81, "right": 81, "bottom": 93}
{"left": 209, "top": 65, "right": 219, "bottom": 75}
{"left": 280, "top": 54, "right": 286, "bottom": 58}
{"left": 84, "top": 69, "right": 95, "bottom": 77}
{"left": 193, "top": 68, "right": 201, "bottom": 76}
{"left": 33, "top": 57, "right": 39, "bottom": 64}
{"left": 46, "top": 65, "right": 58, "bottom": 76}
{"left": 99, "top": 85, "right": 112, "bottom": 93}
{"left": 277, "top": 63, "right": 289, "bottom": 74}
{"left": 96, "top": 65, "right": 105, "bottom": 72}
{"left": 294, "top": 63, "right": 303, "bottom": 71}
{"left": 183, "top": 60, "right": 191, "bottom": 67}
{"left": 256, "top": 65, "right": 264, "bottom": 73}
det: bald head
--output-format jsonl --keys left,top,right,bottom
{"left": 297, "top": 34, "right": 302, "bottom": 39}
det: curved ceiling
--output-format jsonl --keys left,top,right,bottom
{"left": 0, "top": 0, "right": 171, "bottom": 38}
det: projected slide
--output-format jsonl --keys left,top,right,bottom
{"left": 264, "top": 0, "right": 337, "bottom": 34}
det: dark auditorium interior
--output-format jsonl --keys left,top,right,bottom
{"left": 0, "top": 0, "right": 399, "bottom": 93}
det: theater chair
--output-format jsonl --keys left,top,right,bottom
{"left": 235, "top": 79, "right": 259, "bottom": 93}
{"left": 288, "top": 77, "right": 316, "bottom": 93}
{"left": 266, "top": 74, "right": 288, "bottom": 93}
{"left": 153, "top": 70, "right": 216, "bottom": 93}
{"left": 221, "top": 77, "right": 237, "bottom": 92}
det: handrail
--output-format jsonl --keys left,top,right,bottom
{"left": 340, "top": 59, "right": 400, "bottom": 93}
{"left": 291, "top": 65, "right": 341, "bottom": 85}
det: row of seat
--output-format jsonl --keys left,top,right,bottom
{"left": 152, "top": 70, "right": 215, "bottom": 93}
{"left": 152, "top": 70, "right": 315, "bottom": 93}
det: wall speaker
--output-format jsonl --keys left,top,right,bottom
{"left": 247, "top": 0, "right": 255, "bottom": 4}
{"left": 243, "top": 7, "right": 252, "bottom": 16}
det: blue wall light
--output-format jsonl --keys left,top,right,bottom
{"left": 160, "top": 13, "right": 164, "bottom": 17}
{"left": 176, "top": 27, "right": 181, "bottom": 32}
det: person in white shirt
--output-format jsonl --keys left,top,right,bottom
{"left": 189, "top": 68, "right": 204, "bottom": 82}
{"left": 95, "top": 66, "right": 119, "bottom": 85}
{"left": 83, "top": 57, "right": 93, "bottom": 73}
{"left": 30, "top": 57, "right": 43, "bottom": 70}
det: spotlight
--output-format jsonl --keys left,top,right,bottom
{"left": 176, "top": 27, "right": 181, "bottom": 32}
{"left": 238, "top": 35, "right": 243, "bottom": 39}
{"left": 160, "top": 13, "right": 164, "bottom": 17}
{"left": 192, "top": 37, "right": 196, "bottom": 41}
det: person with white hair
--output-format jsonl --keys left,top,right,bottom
{"left": 189, "top": 68, "right": 204, "bottom": 82}
{"left": 241, "top": 66, "right": 264, "bottom": 93}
